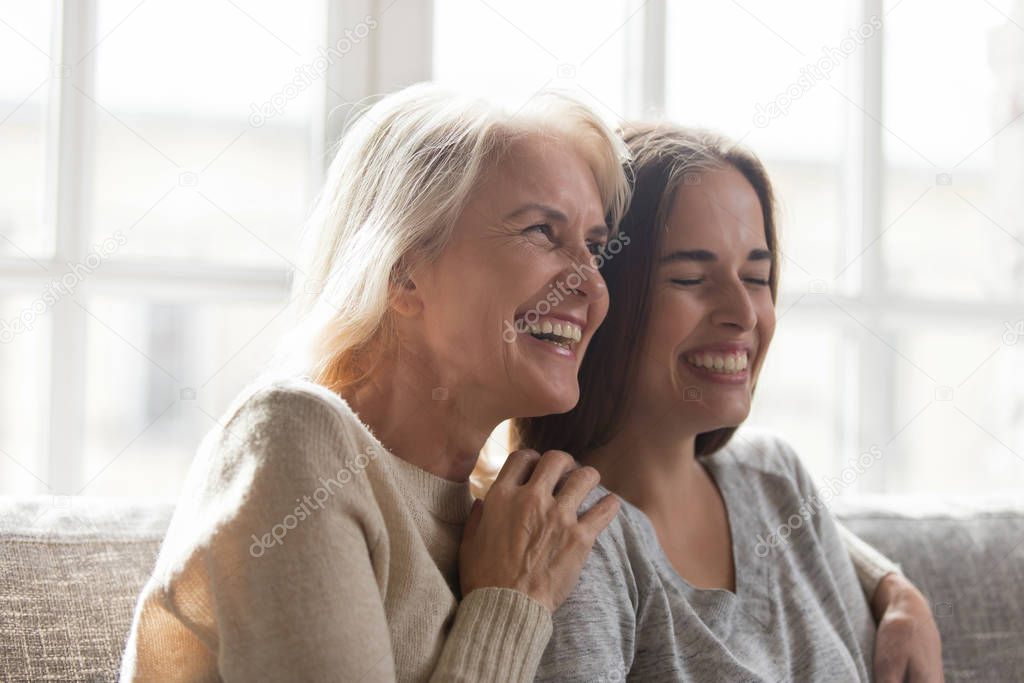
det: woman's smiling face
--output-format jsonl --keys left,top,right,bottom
{"left": 405, "top": 134, "right": 611, "bottom": 418}
{"left": 634, "top": 164, "right": 776, "bottom": 432}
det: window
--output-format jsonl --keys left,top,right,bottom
{"left": 3, "top": 0, "right": 1020, "bottom": 500}
{"left": 438, "top": 0, "right": 1024, "bottom": 495}
{"left": 1, "top": 0, "right": 318, "bottom": 498}
{"left": 660, "top": 0, "right": 1024, "bottom": 494}
{"left": 433, "top": 0, "right": 633, "bottom": 119}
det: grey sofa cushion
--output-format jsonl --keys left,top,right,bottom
{"left": 1, "top": 494, "right": 1022, "bottom": 681}
{"left": 834, "top": 495, "right": 1024, "bottom": 681}
{"left": 0, "top": 496, "right": 173, "bottom": 682}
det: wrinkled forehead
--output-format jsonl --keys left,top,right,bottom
{"left": 469, "top": 133, "right": 608, "bottom": 226}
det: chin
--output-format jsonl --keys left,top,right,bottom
{"left": 692, "top": 400, "right": 750, "bottom": 432}
{"left": 525, "top": 384, "right": 580, "bottom": 418}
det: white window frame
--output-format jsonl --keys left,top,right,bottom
{"left": 8, "top": 0, "right": 1020, "bottom": 496}
{"left": 425, "top": 0, "right": 1022, "bottom": 492}
{"left": 4, "top": 0, "right": 434, "bottom": 495}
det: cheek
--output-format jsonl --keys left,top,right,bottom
{"left": 423, "top": 260, "right": 501, "bottom": 345}
{"left": 431, "top": 254, "right": 549, "bottom": 352}
{"left": 648, "top": 293, "right": 701, "bottom": 353}
{"left": 590, "top": 292, "right": 610, "bottom": 330}
{"left": 749, "top": 300, "right": 776, "bottom": 381}
{"left": 756, "top": 299, "right": 777, "bottom": 348}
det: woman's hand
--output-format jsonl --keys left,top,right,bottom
{"left": 458, "top": 449, "right": 621, "bottom": 613}
{"left": 871, "top": 572, "right": 945, "bottom": 682}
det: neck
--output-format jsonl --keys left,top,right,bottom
{"left": 340, "top": 351, "right": 498, "bottom": 483}
{"left": 584, "top": 404, "right": 706, "bottom": 520}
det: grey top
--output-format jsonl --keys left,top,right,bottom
{"left": 537, "top": 430, "right": 876, "bottom": 682}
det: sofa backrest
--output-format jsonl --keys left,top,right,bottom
{"left": 0, "top": 496, "right": 173, "bottom": 681}
{"left": 834, "top": 495, "right": 1024, "bottom": 681}
{"left": 2, "top": 494, "right": 1022, "bottom": 681}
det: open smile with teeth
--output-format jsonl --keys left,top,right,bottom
{"left": 524, "top": 317, "right": 582, "bottom": 350}
{"left": 684, "top": 351, "right": 750, "bottom": 374}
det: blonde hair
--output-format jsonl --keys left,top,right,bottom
{"left": 270, "top": 83, "right": 631, "bottom": 392}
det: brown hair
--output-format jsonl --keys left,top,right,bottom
{"left": 509, "top": 122, "right": 781, "bottom": 461}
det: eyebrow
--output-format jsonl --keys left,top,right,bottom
{"left": 660, "top": 248, "right": 772, "bottom": 264}
{"left": 505, "top": 202, "right": 610, "bottom": 239}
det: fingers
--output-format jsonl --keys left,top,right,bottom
{"left": 459, "top": 450, "right": 620, "bottom": 615}
{"left": 498, "top": 450, "right": 608, "bottom": 521}
{"left": 492, "top": 449, "right": 540, "bottom": 487}
{"left": 463, "top": 498, "right": 483, "bottom": 541}
{"left": 576, "top": 492, "right": 621, "bottom": 538}
{"left": 527, "top": 450, "right": 579, "bottom": 492}
{"left": 554, "top": 465, "right": 600, "bottom": 508}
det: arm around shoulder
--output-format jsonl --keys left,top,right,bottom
{"left": 835, "top": 521, "right": 903, "bottom": 603}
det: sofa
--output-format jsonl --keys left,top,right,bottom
{"left": 1, "top": 494, "right": 1022, "bottom": 682}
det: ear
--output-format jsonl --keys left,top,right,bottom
{"left": 390, "top": 273, "right": 424, "bottom": 318}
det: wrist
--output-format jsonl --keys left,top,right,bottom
{"left": 461, "top": 579, "right": 554, "bottom": 614}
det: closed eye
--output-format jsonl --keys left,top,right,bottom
{"left": 671, "top": 277, "right": 771, "bottom": 286}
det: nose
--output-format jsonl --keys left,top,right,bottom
{"left": 710, "top": 277, "right": 757, "bottom": 331}
{"left": 559, "top": 243, "right": 608, "bottom": 302}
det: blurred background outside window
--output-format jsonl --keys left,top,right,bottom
{"left": 1, "top": 0, "right": 1022, "bottom": 500}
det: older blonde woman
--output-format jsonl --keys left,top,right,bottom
{"left": 119, "top": 84, "right": 628, "bottom": 681}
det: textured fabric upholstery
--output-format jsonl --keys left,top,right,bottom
{"left": 1, "top": 497, "right": 172, "bottom": 682}
{"left": 833, "top": 495, "right": 1024, "bottom": 681}
{"left": 2, "top": 494, "right": 1022, "bottom": 681}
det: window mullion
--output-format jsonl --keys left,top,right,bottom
{"left": 318, "top": 0, "right": 433, "bottom": 164}
{"left": 45, "top": 0, "right": 98, "bottom": 496}
{"left": 847, "top": 0, "right": 893, "bottom": 493}
{"left": 641, "top": 0, "right": 666, "bottom": 118}
{"left": 623, "top": 0, "right": 665, "bottom": 119}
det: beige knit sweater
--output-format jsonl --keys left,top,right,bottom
{"left": 119, "top": 377, "right": 552, "bottom": 682}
